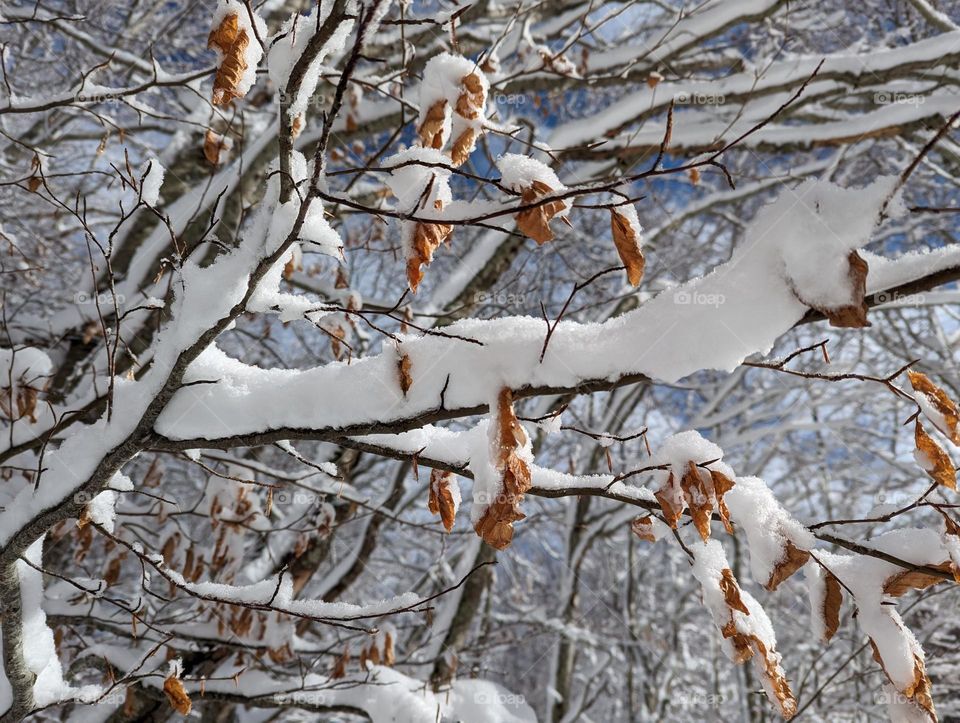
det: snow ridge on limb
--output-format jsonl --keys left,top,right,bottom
{"left": 156, "top": 176, "right": 900, "bottom": 444}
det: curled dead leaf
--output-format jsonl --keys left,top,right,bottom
{"left": 825, "top": 251, "right": 870, "bottom": 328}
{"left": 908, "top": 370, "right": 960, "bottom": 444}
{"left": 203, "top": 130, "right": 230, "bottom": 166}
{"left": 630, "top": 515, "right": 656, "bottom": 543}
{"left": 383, "top": 632, "right": 395, "bottom": 666}
{"left": 765, "top": 541, "right": 810, "bottom": 592}
{"left": 418, "top": 100, "right": 448, "bottom": 149}
{"left": 680, "top": 462, "right": 713, "bottom": 541}
{"left": 915, "top": 421, "right": 956, "bottom": 490}
{"left": 710, "top": 470, "right": 736, "bottom": 534}
{"left": 882, "top": 561, "right": 953, "bottom": 597}
{"left": 163, "top": 674, "right": 192, "bottom": 715}
{"left": 208, "top": 13, "right": 251, "bottom": 106}
{"left": 450, "top": 127, "right": 478, "bottom": 167}
{"left": 611, "top": 206, "right": 645, "bottom": 287}
{"left": 515, "top": 180, "right": 568, "bottom": 245}
{"left": 428, "top": 469, "right": 458, "bottom": 532}
{"left": 475, "top": 389, "right": 532, "bottom": 549}
{"left": 397, "top": 352, "right": 412, "bottom": 395}
{"left": 719, "top": 568, "right": 750, "bottom": 615}
{"left": 820, "top": 569, "right": 842, "bottom": 642}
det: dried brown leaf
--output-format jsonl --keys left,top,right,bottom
{"left": 680, "top": 461, "right": 712, "bottom": 541}
{"left": 455, "top": 73, "right": 486, "bottom": 120}
{"left": 821, "top": 570, "right": 842, "bottom": 642}
{"left": 915, "top": 421, "right": 956, "bottom": 490}
{"left": 418, "top": 100, "right": 448, "bottom": 149}
{"left": 474, "top": 388, "right": 531, "bottom": 549}
{"left": 208, "top": 14, "right": 250, "bottom": 106}
{"left": 163, "top": 674, "right": 192, "bottom": 715}
{"left": 450, "top": 127, "right": 478, "bottom": 167}
{"left": 428, "top": 469, "right": 458, "bottom": 532}
{"left": 765, "top": 541, "right": 810, "bottom": 592}
{"left": 397, "top": 352, "right": 412, "bottom": 395}
{"left": 630, "top": 515, "right": 656, "bottom": 543}
{"left": 611, "top": 207, "right": 645, "bottom": 287}
{"left": 908, "top": 370, "right": 960, "bottom": 444}
{"left": 824, "top": 251, "right": 870, "bottom": 328}
{"left": 383, "top": 632, "right": 395, "bottom": 666}
{"left": 882, "top": 561, "right": 953, "bottom": 597}
{"left": 719, "top": 568, "right": 750, "bottom": 615}
{"left": 710, "top": 470, "right": 736, "bottom": 534}
{"left": 203, "top": 130, "right": 229, "bottom": 166}
{"left": 516, "top": 180, "right": 567, "bottom": 245}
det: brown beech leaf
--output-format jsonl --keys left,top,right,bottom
{"left": 821, "top": 570, "right": 842, "bottom": 642}
{"left": 610, "top": 207, "right": 645, "bottom": 287}
{"left": 428, "top": 469, "right": 458, "bottom": 532}
{"left": 383, "top": 632, "right": 395, "bottom": 666}
{"left": 406, "top": 201, "right": 453, "bottom": 292}
{"left": 908, "top": 370, "right": 960, "bottom": 444}
{"left": 282, "top": 246, "right": 302, "bottom": 280}
{"left": 719, "top": 568, "right": 750, "bottom": 615}
{"left": 630, "top": 515, "right": 656, "bottom": 542}
{"left": 720, "top": 621, "right": 797, "bottom": 717}
{"left": 914, "top": 421, "right": 956, "bottom": 490}
{"left": 163, "top": 674, "right": 192, "bottom": 715}
{"left": 103, "top": 555, "right": 124, "bottom": 586}
{"left": 882, "top": 561, "right": 953, "bottom": 597}
{"left": 710, "top": 470, "right": 736, "bottom": 534}
{"left": 455, "top": 73, "right": 486, "bottom": 120}
{"left": 680, "top": 462, "right": 713, "bottom": 541}
{"left": 653, "top": 472, "right": 682, "bottom": 528}
{"left": 203, "top": 130, "right": 229, "bottom": 166}
{"left": 450, "top": 127, "right": 478, "bottom": 167}
{"left": 824, "top": 251, "right": 870, "bottom": 328}
{"left": 516, "top": 180, "right": 567, "bottom": 245}
{"left": 475, "top": 389, "right": 532, "bottom": 549}
{"left": 208, "top": 13, "right": 250, "bottom": 106}
{"left": 418, "top": 100, "right": 448, "bottom": 149}
{"left": 331, "top": 646, "right": 350, "bottom": 679}
{"left": 397, "top": 352, "right": 412, "bottom": 395}
{"left": 765, "top": 541, "right": 810, "bottom": 592}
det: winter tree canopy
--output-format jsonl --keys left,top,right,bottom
{"left": 1, "top": 0, "right": 959, "bottom": 721}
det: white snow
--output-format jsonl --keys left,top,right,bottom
{"left": 267, "top": 3, "right": 354, "bottom": 123}
{"left": 725, "top": 475, "right": 814, "bottom": 586}
{"left": 138, "top": 159, "right": 165, "bottom": 205}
